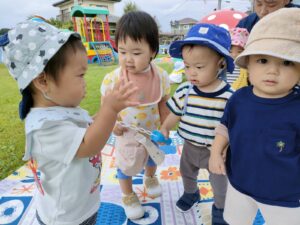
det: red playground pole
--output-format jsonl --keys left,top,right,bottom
{"left": 84, "top": 15, "right": 89, "bottom": 42}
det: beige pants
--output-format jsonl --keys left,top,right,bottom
{"left": 224, "top": 182, "right": 300, "bottom": 225}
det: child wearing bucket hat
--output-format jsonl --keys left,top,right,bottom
{"left": 226, "top": 27, "right": 250, "bottom": 90}
{"left": 160, "top": 23, "right": 234, "bottom": 224}
{"left": 209, "top": 8, "right": 300, "bottom": 225}
{"left": 0, "top": 19, "right": 138, "bottom": 224}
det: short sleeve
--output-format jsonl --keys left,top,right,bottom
{"left": 160, "top": 69, "right": 171, "bottom": 97}
{"left": 100, "top": 69, "right": 119, "bottom": 96}
{"left": 220, "top": 96, "right": 231, "bottom": 128}
{"left": 33, "top": 121, "right": 86, "bottom": 165}
{"left": 166, "top": 83, "right": 188, "bottom": 116}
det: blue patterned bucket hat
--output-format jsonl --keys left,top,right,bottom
{"left": 1, "top": 19, "right": 81, "bottom": 92}
{"left": 169, "top": 23, "right": 234, "bottom": 73}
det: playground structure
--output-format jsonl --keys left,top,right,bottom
{"left": 71, "top": 5, "right": 118, "bottom": 65}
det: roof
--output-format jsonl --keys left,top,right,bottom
{"left": 71, "top": 5, "right": 109, "bottom": 17}
{"left": 177, "top": 18, "right": 198, "bottom": 24}
{"left": 53, "top": 0, "right": 68, "bottom": 6}
{"left": 53, "top": 0, "right": 121, "bottom": 7}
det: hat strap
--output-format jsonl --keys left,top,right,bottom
{"left": 42, "top": 92, "right": 53, "bottom": 101}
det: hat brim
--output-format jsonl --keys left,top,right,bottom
{"left": 169, "top": 38, "right": 234, "bottom": 73}
{"left": 16, "top": 31, "right": 81, "bottom": 91}
{"left": 235, "top": 38, "right": 300, "bottom": 69}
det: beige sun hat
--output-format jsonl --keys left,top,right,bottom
{"left": 235, "top": 8, "right": 300, "bottom": 69}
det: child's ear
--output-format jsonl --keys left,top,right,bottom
{"left": 218, "top": 58, "right": 226, "bottom": 69}
{"left": 150, "top": 52, "right": 156, "bottom": 61}
{"left": 32, "top": 72, "right": 48, "bottom": 93}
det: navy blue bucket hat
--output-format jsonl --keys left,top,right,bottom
{"left": 169, "top": 23, "right": 234, "bottom": 73}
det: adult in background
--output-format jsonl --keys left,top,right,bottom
{"left": 236, "top": 0, "right": 299, "bottom": 32}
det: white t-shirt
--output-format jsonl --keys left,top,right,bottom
{"left": 24, "top": 107, "right": 101, "bottom": 225}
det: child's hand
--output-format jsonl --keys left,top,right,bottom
{"left": 113, "top": 123, "right": 128, "bottom": 136}
{"left": 209, "top": 153, "right": 226, "bottom": 175}
{"left": 102, "top": 78, "right": 139, "bottom": 113}
{"left": 151, "top": 130, "right": 172, "bottom": 145}
{"left": 157, "top": 127, "right": 169, "bottom": 145}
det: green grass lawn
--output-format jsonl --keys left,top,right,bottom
{"left": 0, "top": 61, "right": 178, "bottom": 180}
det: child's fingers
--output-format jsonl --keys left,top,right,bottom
{"left": 220, "top": 163, "right": 226, "bottom": 175}
{"left": 113, "top": 124, "right": 127, "bottom": 136}
{"left": 113, "top": 79, "right": 121, "bottom": 91}
{"left": 209, "top": 159, "right": 224, "bottom": 175}
{"left": 210, "top": 165, "right": 219, "bottom": 174}
{"left": 122, "top": 86, "right": 139, "bottom": 99}
{"left": 118, "top": 79, "right": 134, "bottom": 95}
{"left": 160, "top": 130, "right": 169, "bottom": 139}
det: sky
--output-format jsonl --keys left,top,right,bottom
{"left": 0, "top": 0, "right": 251, "bottom": 32}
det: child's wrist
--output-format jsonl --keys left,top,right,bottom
{"left": 210, "top": 150, "right": 222, "bottom": 157}
{"left": 102, "top": 102, "right": 120, "bottom": 115}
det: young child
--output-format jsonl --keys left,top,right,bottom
{"left": 226, "top": 27, "right": 250, "bottom": 90}
{"left": 0, "top": 19, "right": 138, "bottom": 224}
{"left": 209, "top": 8, "right": 300, "bottom": 225}
{"left": 100, "top": 11, "right": 170, "bottom": 220}
{"left": 160, "top": 23, "right": 234, "bottom": 224}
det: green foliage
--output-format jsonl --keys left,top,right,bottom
{"left": 48, "top": 18, "right": 74, "bottom": 31}
{"left": 0, "top": 61, "right": 178, "bottom": 180}
{"left": 123, "top": 1, "right": 139, "bottom": 14}
{"left": 48, "top": 18, "right": 63, "bottom": 28}
{"left": 0, "top": 28, "right": 9, "bottom": 35}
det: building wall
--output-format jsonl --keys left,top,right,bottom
{"left": 56, "top": 0, "right": 116, "bottom": 22}
{"left": 170, "top": 23, "right": 195, "bottom": 35}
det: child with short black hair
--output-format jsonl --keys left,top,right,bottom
{"left": 100, "top": 11, "right": 170, "bottom": 220}
{"left": 160, "top": 23, "right": 234, "bottom": 224}
{"left": 0, "top": 19, "right": 138, "bottom": 224}
{"left": 209, "top": 8, "right": 300, "bottom": 225}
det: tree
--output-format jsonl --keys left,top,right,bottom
{"left": 48, "top": 18, "right": 74, "bottom": 31}
{"left": 0, "top": 28, "right": 9, "bottom": 35}
{"left": 123, "top": 1, "right": 139, "bottom": 14}
{"left": 26, "top": 15, "right": 74, "bottom": 31}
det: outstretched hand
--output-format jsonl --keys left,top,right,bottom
{"left": 102, "top": 78, "right": 139, "bottom": 113}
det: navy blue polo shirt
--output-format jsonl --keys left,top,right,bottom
{"left": 222, "top": 86, "right": 300, "bottom": 207}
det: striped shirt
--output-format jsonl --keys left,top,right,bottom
{"left": 167, "top": 81, "right": 234, "bottom": 147}
{"left": 226, "top": 66, "right": 241, "bottom": 85}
